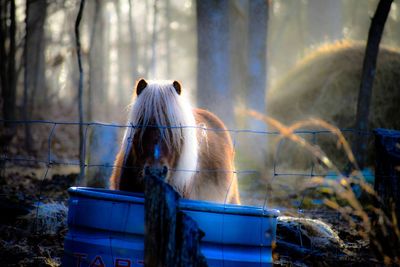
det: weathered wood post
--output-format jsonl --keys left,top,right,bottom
{"left": 144, "top": 168, "right": 208, "bottom": 267}
{"left": 373, "top": 128, "right": 400, "bottom": 262}
{"left": 374, "top": 128, "right": 400, "bottom": 219}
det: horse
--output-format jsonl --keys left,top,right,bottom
{"left": 110, "top": 79, "right": 240, "bottom": 204}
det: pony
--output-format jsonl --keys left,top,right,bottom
{"left": 110, "top": 79, "right": 240, "bottom": 204}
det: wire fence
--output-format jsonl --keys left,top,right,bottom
{"left": 0, "top": 119, "right": 375, "bottom": 207}
{"left": 0, "top": 119, "right": 379, "bottom": 265}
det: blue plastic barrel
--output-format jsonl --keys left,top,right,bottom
{"left": 63, "top": 187, "right": 279, "bottom": 266}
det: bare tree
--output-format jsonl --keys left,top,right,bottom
{"left": 23, "top": 0, "right": 47, "bottom": 153}
{"left": 354, "top": 0, "right": 393, "bottom": 168}
{"left": 0, "top": 0, "right": 17, "bottom": 127}
{"left": 75, "top": 0, "right": 86, "bottom": 185}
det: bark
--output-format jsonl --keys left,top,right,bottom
{"left": 354, "top": 0, "right": 393, "bottom": 168}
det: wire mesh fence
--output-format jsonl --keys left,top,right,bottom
{"left": 1, "top": 119, "right": 377, "bottom": 211}
{"left": 0, "top": 119, "right": 376, "bottom": 265}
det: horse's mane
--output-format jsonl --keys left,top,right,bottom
{"left": 123, "top": 80, "right": 198, "bottom": 193}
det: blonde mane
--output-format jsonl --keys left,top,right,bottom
{"left": 122, "top": 80, "right": 198, "bottom": 193}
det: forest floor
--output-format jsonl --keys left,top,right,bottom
{"left": 0, "top": 166, "right": 383, "bottom": 267}
{"left": 0, "top": 167, "right": 76, "bottom": 266}
{"left": 274, "top": 210, "right": 379, "bottom": 266}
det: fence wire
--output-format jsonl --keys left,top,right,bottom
{"left": 0, "top": 119, "right": 375, "bottom": 207}
{"left": 0, "top": 119, "right": 376, "bottom": 264}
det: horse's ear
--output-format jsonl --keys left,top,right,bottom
{"left": 173, "top": 81, "right": 181, "bottom": 95}
{"left": 136, "top": 79, "right": 148, "bottom": 96}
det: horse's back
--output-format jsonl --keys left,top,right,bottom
{"left": 192, "top": 109, "right": 240, "bottom": 204}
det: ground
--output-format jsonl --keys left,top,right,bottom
{"left": 0, "top": 166, "right": 383, "bottom": 266}
{"left": 0, "top": 168, "right": 76, "bottom": 267}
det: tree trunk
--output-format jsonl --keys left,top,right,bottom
{"left": 143, "top": 0, "right": 150, "bottom": 77}
{"left": 0, "top": 0, "right": 17, "bottom": 125}
{"left": 128, "top": 0, "right": 138, "bottom": 82}
{"left": 247, "top": 0, "right": 268, "bottom": 130}
{"left": 86, "top": 0, "right": 99, "bottom": 122}
{"left": 75, "top": 0, "right": 86, "bottom": 186}
{"left": 239, "top": 0, "right": 269, "bottom": 168}
{"left": 196, "top": 0, "right": 233, "bottom": 128}
{"left": 23, "top": 1, "right": 32, "bottom": 154}
{"left": 87, "top": 0, "right": 105, "bottom": 122}
{"left": 115, "top": 0, "right": 135, "bottom": 108}
{"left": 165, "top": 0, "right": 171, "bottom": 77}
{"left": 0, "top": 0, "right": 17, "bottom": 151}
{"left": 150, "top": 0, "right": 158, "bottom": 78}
{"left": 354, "top": 0, "right": 393, "bottom": 168}
{"left": 102, "top": 5, "right": 111, "bottom": 121}
{"left": 23, "top": 0, "right": 47, "bottom": 153}
{"left": 25, "top": 0, "right": 47, "bottom": 117}
{"left": 229, "top": 0, "right": 247, "bottom": 116}
{"left": 115, "top": 0, "right": 124, "bottom": 107}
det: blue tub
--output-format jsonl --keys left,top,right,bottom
{"left": 63, "top": 187, "right": 279, "bottom": 266}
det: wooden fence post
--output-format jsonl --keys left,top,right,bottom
{"left": 374, "top": 128, "right": 400, "bottom": 219}
{"left": 144, "top": 169, "right": 208, "bottom": 267}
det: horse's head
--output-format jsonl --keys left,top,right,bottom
{"left": 132, "top": 125, "right": 178, "bottom": 180}
{"left": 127, "top": 79, "right": 195, "bottom": 190}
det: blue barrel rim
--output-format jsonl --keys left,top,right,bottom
{"left": 374, "top": 128, "right": 400, "bottom": 137}
{"left": 68, "top": 187, "right": 280, "bottom": 218}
